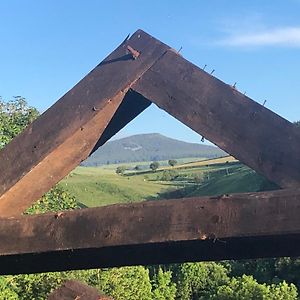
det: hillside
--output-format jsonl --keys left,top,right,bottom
{"left": 62, "top": 157, "right": 278, "bottom": 208}
{"left": 82, "top": 133, "right": 226, "bottom": 166}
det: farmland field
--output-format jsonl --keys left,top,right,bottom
{"left": 60, "top": 156, "right": 278, "bottom": 207}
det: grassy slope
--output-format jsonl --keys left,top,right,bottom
{"left": 100, "top": 157, "right": 208, "bottom": 171}
{"left": 185, "top": 165, "right": 270, "bottom": 196}
{"left": 60, "top": 156, "right": 277, "bottom": 207}
{"left": 60, "top": 166, "right": 177, "bottom": 207}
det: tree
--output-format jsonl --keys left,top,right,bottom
{"left": 275, "top": 257, "right": 300, "bottom": 290}
{"left": 116, "top": 165, "right": 127, "bottom": 175}
{"left": 0, "top": 96, "right": 39, "bottom": 149}
{"left": 0, "top": 277, "right": 18, "bottom": 299}
{"left": 0, "top": 97, "right": 80, "bottom": 299}
{"left": 174, "top": 262, "right": 229, "bottom": 299}
{"left": 97, "top": 266, "right": 152, "bottom": 300}
{"left": 150, "top": 161, "right": 159, "bottom": 172}
{"left": 151, "top": 267, "right": 177, "bottom": 300}
{"left": 213, "top": 275, "right": 298, "bottom": 300}
{"left": 168, "top": 159, "right": 177, "bottom": 167}
{"left": 161, "top": 170, "right": 178, "bottom": 181}
{"left": 11, "top": 272, "right": 67, "bottom": 300}
{"left": 25, "top": 185, "right": 79, "bottom": 214}
{"left": 229, "top": 258, "right": 276, "bottom": 284}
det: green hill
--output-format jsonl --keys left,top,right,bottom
{"left": 82, "top": 133, "right": 226, "bottom": 166}
{"left": 62, "top": 158, "right": 278, "bottom": 208}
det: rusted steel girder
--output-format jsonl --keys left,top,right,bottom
{"left": 1, "top": 189, "right": 300, "bottom": 275}
{"left": 131, "top": 49, "right": 300, "bottom": 189}
{"left": 0, "top": 30, "right": 169, "bottom": 217}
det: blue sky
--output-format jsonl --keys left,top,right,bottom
{"left": 1, "top": 0, "right": 299, "bottom": 143}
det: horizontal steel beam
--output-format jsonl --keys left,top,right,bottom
{"left": 1, "top": 189, "right": 300, "bottom": 274}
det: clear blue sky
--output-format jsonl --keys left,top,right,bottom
{"left": 1, "top": 0, "right": 299, "bottom": 143}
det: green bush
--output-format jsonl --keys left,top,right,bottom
{"left": 213, "top": 275, "right": 298, "bottom": 300}
{"left": 175, "top": 262, "right": 229, "bottom": 299}
{"left": 161, "top": 170, "right": 178, "bottom": 181}
{"left": 116, "top": 165, "right": 127, "bottom": 175}
{"left": 152, "top": 268, "right": 176, "bottom": 300}
{"left": 150, "top": 161, "right": 160, "bottom": 171}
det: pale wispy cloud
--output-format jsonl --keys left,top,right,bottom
{"left": 219, "top": 26, "right": 300, "bottom": 48}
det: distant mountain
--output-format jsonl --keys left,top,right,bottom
{"left": 82, "top": 133, "right": 226, "bottom": 166}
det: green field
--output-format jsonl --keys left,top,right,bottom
{"left": 60, "top": 166, "right": 176, "bottom": 207}
{"left": 60, "top": 156, "right": 278, "bottom": 207}
{"left": 99, "top": 156, "right": 208, "bottom": 170}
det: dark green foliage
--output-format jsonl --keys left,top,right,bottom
{"left": 0, "top": 96, "right": 39, "bottom": 149}
{"left": 150, "top": 161, "right": 160, "bottom": 171}
{"left": 6, "top": 264, "right": 298, "bottom": 300}
{"left": 229, "top": 257, "right": 300, "bottom": 292}
{"left": 151, "top": 268, "right": 177, "bottom": 300}
{"left": 168, "top": 159, "right": 178, "bottom": 167}
{"left": 229, "top": 259, "right": 277, "bottom": 284}
{"left": 213, "top": 275, "right": 297, "bottom": 300}
{"left": 275, "top": 257, "right": 300, "bottom": 290}
{"left": 25, "top": 185, "right": 79, "bottom": 214}
{"left": 173, "top": 263, "right": 297, "bottom": 300}
{"left": 116, "top": 165, "right": 127, "bottom": 175}
{"left": 0, "top": 277, "right": 18, "bottom": 299}
{"left": 96, "top": 267, "right": 152, "bottom": 300}
{"left": 10, "top": 273, "right": 67, "bottom": 300}
{"left": 160, "top": 170, "right": 178, "bottom": 181}
{"left": 174, "top": 262, "right": 229, "bottom": 299}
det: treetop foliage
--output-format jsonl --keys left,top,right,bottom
{"left": 0, "top": 96, "right": 39, "bottom": 149}
{"left": 168, "top": 159, "right": 178, "bottom": 167}
{"left": 150, "top": 161, "right": 159, "bottom": 171}
{"left": 116, "top": 165, "right": 127, "bottom": 175}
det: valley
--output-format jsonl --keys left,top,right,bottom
{"left": 61, "top": 155, "right": 278, "bottom": 208}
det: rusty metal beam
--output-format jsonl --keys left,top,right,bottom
{"left": 0, "top": 30, "right": 169, "bottom": 217}
{"left": 132, "top": 49, "right": 300, "bottom": 188}
{"left": 1, "top": 189, "right": 300, "bottom": 275}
